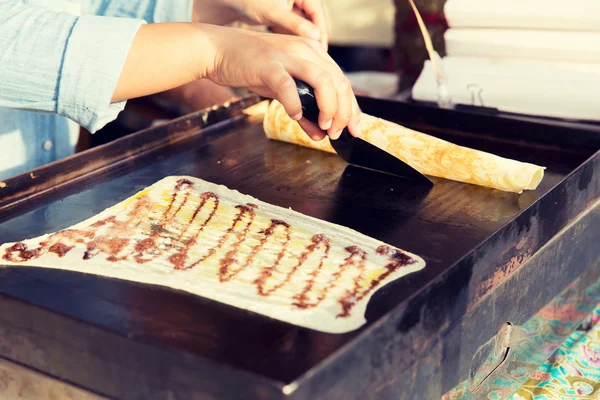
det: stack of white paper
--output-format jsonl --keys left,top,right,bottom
{"left": 413, "top": 57, "right": 600, "bottom": 121}
{"left": 412, "top": 0, "right": 600, "bottom": 121}
{"left": 444, "top": 0, "right": 600, "bottom": 31}
{"left": 445, "top": 29, "right": 600, "bottom": 63}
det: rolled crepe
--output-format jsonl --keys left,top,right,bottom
{"left": 263, "top": 100, "right": 545, "bottom": 193}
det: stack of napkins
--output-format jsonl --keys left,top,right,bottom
{"left": 444, "top": 0, "right": 600, "bottom": 32}
{"left": 412, "top": 0, "right": 600, "bottom": 121}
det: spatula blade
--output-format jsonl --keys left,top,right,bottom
{"left": 331, "top": 129, "right": 432, "bottom": 183}
{"left": 294, "top": 79, "right": 433, "bottom": 185}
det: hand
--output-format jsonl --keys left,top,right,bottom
{"left": 193, "top": 0, "right": 329, "bottom": 50}
{"left": 113, "top": 23, "right": 357, "bottom": 140}
{"left": 204, "top": 25, "right": 360, "bottom": 140}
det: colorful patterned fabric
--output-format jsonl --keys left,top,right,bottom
{"left": 444, "top": 276, "right": 600, "bottom": 400}
{"left": 512, "top": 306, "right": 600, "bottom": 400}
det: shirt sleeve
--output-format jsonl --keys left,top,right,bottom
{"left": 0, "top": 2, "right": 144, "bottom": 133}
{"left": 84, "top": 0, "right": 193, "bottom": 23}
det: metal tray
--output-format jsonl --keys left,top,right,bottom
{"left": 0, "top": 96, "right": 598, "bottom": 400}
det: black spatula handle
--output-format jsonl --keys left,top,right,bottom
{"left": 294, "top": 79, "right": 355, "bottom": 143}
{"left": 294, "top": 79, "right": 321, "bottom": 126}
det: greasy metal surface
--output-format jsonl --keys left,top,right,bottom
{"left": 0, "top": 96, "right": 598, "bottom": 399}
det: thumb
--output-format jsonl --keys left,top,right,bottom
{"left": 269, "top": 9, "right": 322, "bottom": 41}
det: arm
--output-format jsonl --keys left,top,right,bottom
{"left": 83, "top": 1, "right": 236, "bottom": 112}
{"left": 0, "top": 3, "right": 358, "bottom": 138}
{"left": 91, "top": 0, "right": 330, "bottom": 114}
{"left": 111, "top": 23, "right": 212, "bottom": 102}
{"left": 113, "top": 23, "right": 361, "bottom": 139}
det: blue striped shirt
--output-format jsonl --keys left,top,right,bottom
{"left": 0, "top": 0, "right": 193, "bottom": 180}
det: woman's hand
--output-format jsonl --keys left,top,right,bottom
{"left": 193, "top": 0, "right": 329, "bottom": 49}
{"left": 204, "top": 25, "right": 360, "bottom": 140}
{"left": 114, "top": 23, "right": 358, "bottom": 140}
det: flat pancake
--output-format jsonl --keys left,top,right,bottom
{"left": 0, "top": 176, "right": 425, "bottom": 333}
{"left": 263, "top": 100, "right": 545, "bottom": 194}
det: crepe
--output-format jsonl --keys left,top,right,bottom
{"left": 242, "top": 99, "right": 270, "bottom": 124}
{"left": 0, "top": 176, "right": 424, "bottom": 333}
{"left": 263, "top": 100, "right": 545, "bottom": 194}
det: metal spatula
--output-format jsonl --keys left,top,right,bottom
{"left": 295, "top": 79, "right": 433, "bottom": 185}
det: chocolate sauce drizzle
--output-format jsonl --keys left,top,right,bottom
{"left": 3, "top": 179, "right": 416, "bottom": 317}
{"left": 254, "top": 220, "right": 292, "bottom": 295}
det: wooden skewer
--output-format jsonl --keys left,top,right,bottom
{"left": 407, "top": 0, "right": 441, "bottom": 79}
{"left": 407, "top": 0, "right": 452, "bottom": 108}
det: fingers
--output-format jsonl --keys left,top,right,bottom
{"left": 289, "top": 40, "right": 360, "bottom": 138}
{"left": 286, "top": 50, "right": 359, "bottom": 140}
{"left": 287, "top": 59, "right": 338, "bottom": 130}
{"left": 268, "top": 8, "right": 322, "bottom": 42}
{"left": 254, "top": 57, "right": 353, "bottom": 139}
{"left": 242, "top": 32, "right": 358, "bottom": 139}
{"left": 295, "top": 0, "right": 329, "bottom": 49}
{"left": 260, "top": 62, "right": 303, "bottom": 120}
{"left": 347, "top": 95, "right": 362, "bottom": 137}
{"left": 250, "top": 81, "right": 327, "bottom": 142}
{"left": 298, "top": 118, "right": 327, "bottom": 141}
{"left": 327, "top": 78, "right": 353, "bottom": 139}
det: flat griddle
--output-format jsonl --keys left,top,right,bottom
{"left": 0, "top": 96, "right": 598, "bottom": 400}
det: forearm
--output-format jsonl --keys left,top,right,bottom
{"left": 112, "top": 23, "right": 214, "bottom": 102}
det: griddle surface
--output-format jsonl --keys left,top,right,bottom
{"left": 0, "top": 116, "right": 588, "bottom": 384}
